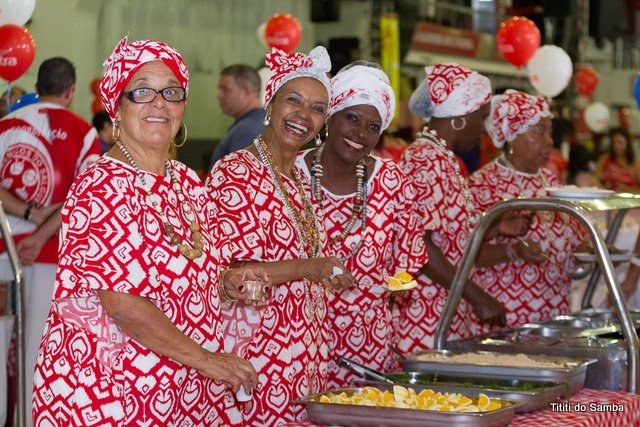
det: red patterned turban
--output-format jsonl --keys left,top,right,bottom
{"left": 487, "top": 89, "right": 552, "bottom": 148}
{"left": 329, "top": 61, "right": 396, "bottom": 132}
{"left": 262, "top": 46, "right": 332, "bottom": 113}
{"left": 99, "top": 36, "right": 189, "bottom": 121}
{"left": 409, "top": 62, "right": 491, "bottom": 121}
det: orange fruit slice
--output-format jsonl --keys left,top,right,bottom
{"left": 477, "top": 393, "right": 490, "bottom": 409}
{"left": 486, "top": 401, "right": 502, "bottom": 411}
{"left": 395, "top": 271, "right": 413, "bottom": 281}
{"left": 388, "top": 276, "right": 403, "bottom": 290}
{"left": 319, "top": 395, "right": 331, "bottom": 403}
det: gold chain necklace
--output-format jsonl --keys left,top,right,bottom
{"left": 253, "top": 136, "right": 322, "bottom": 318}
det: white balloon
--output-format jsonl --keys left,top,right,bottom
{"left": 257, "top": 67, "right": 273, "bottom": 103}
{"left": 0, "top": 0, "right": 36, "bottom": 26}
{"left": 526, "top": 45, "right": 573, "bottom": 98}
{"left": 256, "top": 22, "right": 268, "bottom": 49}
{"left": 584, "top": 102, "right": 610, "bottom": 133}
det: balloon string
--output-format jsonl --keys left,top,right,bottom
{"left": 4, "top": 83, "right": 11, "bottom": 116}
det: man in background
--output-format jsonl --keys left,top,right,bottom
{"left": 92, "top": 109, "right": 114, "bottom": 155}
{"left": 209, "top": 64, "right": 264, "bottom": 171}
{"left": 0, "top": 57, "right": 100, "bottom": 425}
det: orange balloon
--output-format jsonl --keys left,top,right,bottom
{"left": 575, "top": 68, "right": 599, "bottom": 96}
{"left": 91, "top": 97, "right": 103, "bottom": 115}
{"left": 90, "top": 78, "right": 101, "bottom": 96}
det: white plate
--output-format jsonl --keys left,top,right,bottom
{"left": 575, "top": 251, "right": 632, "bottom": 263}
{"left": 545, "top": 187, "right": 614, "bottom": 200}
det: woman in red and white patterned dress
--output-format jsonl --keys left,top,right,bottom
{"left": 32, "top": 37, "right": 264, "bottom": 427}
{"left": 469, "top": 90, "right": 587, "bottom": 327}
{"left": 394, "top": 63, "right": 509, "bottom": 354}
{"left": 296, "top": 62, "right": 428, "bottom": 388}
{"left": 206, "top": 47, "right": 355, "bottom": 426}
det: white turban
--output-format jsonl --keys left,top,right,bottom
{"left": 329, "top": 61, "right": 396, "bottom": 132}
{"left": 409, "top": 62, "right": 491, "bottom": 121}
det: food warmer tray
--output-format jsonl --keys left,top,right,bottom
{"left": 292, "top": 386, "right": 523, "bottom": 427}
{"left": 399, "top": 350, "right": 595, "bottom": 395}
{"left": 353, "top": 377, "right": 566, "bottom": 414}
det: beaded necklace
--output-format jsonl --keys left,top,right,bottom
{"left": 417, "top": 126, "right": 475, "bottom": 231}
{"left": 499, "top": 152, "right": 567, "bottom": 261}
{"left": 254, "top": 136, "right": 322, "bottom": 318}
{"left": 117, "top": 141, "right": 203, "bottom": 259}
{"left": 310, "top": 143, "right": 368, "bottom": 261}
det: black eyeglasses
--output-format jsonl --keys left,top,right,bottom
{"left": 125, "top": 87, "right": 186, "bottom": 103}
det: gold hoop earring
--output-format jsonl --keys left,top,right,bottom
{"left": 112, "top": 123, "right": 121, "bottom": 143}
{"left": 171, "top": 122, "right": 188, "bottom": 148}
{"left": 451, "top": 117, "right": 466, "bottom": 131}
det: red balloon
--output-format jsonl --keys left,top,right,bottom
{"left": 497, "top": 17, "right": 540, "bottom": 67}
{"left": 265, "top": 14, "right": 302, "bottom": 53}
{"left": 90, "top": 78, "right": 101, "bottom": 96}
{"left": 0, "top": 24, "right": 35, "bottom": 82}
{"left": 91, "top": 97, "right": 102, "bottom": 115}
{"left": 575, "top": 67, "right": 599, "bottom": 96}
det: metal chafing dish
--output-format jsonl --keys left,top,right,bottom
{"left": 398, "top": 350, "right": 594, "bottom": 395}
{"left": 339, "top": 355, "right": 570, "bottom": 414}
{"left": 293, "top": 385, "right": 524, "bottom": 427}
{"left": 434, "top": 194, "right": 640, "bottom": 393}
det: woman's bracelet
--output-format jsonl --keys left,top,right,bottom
{"left": 631, "top": 256, "right": 640, "bottom": 268}
{"left": 506, "top": 240, "right": 520, "bottom": 262}
{"left": 218, "top": 268, "right": 237, "bottom": 302}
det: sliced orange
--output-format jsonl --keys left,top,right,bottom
{"left": 395, "top": 271, "right": 413, "bottom": 281}
{"left": 418, "top": 389, "right": 435, "bottom": 399}
{"left": 477, "top": 393, "right": 490, "bottom": 409}
{"left": 485, "top": 401, "right": 502, "bottom": 411}
{"left": 319, "top": 395, "right": 331, "bottom": 403}
{"left": 388, "top": 276, "right": 403, "bottom": 290}
{"left": 382, "top": 390, "right": 395, "bottom": 404}
{"left": 393, "top": 385, "right": 409, "bottom": 398}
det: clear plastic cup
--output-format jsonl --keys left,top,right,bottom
{"left": 245, "top": 280, "right": 264, "bottom": 301}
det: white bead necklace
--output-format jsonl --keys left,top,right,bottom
{"left": 417, "top": 126, "right": 475, "bottom": 232}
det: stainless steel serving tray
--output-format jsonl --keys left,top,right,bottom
{"left": 354, "top": 378, "right": 565, "bottom": 414}
{"left": 399, "top": 350, "right": 596, "bottom": 395}
{"left": 292, "top": 386, "right": 523, "bottom": 427}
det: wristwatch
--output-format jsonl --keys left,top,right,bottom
{"left": 23, "top": 204, "right": 33, "bottom": 221}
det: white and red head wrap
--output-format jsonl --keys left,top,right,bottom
{"left": 487, "top": 89, "right": 552, "bottom": 148}
{"left": 262, "top": 46, "right": 332, "bottom": 111}
{"left": 99, "top": 36, "right": 189, "bottom": 121}
{"left": 329, "top": 61, "right": 396, "bottom": 132}
{"left": 409, "top": 62, "right": 491, "bottom": 121}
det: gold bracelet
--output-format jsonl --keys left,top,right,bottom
{"left": 218, "top": 268, "right": 237, "bottom": 302}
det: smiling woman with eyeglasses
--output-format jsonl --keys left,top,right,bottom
{"left": 32, "top": 37, "right": 269, "bottom": 427}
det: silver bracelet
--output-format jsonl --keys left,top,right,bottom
{"left": 630, "top": 256, "right": 640, "bottom": 268}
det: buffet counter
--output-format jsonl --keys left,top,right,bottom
{"left": 283, "top": 388, "right": 640, "bottom": 426}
